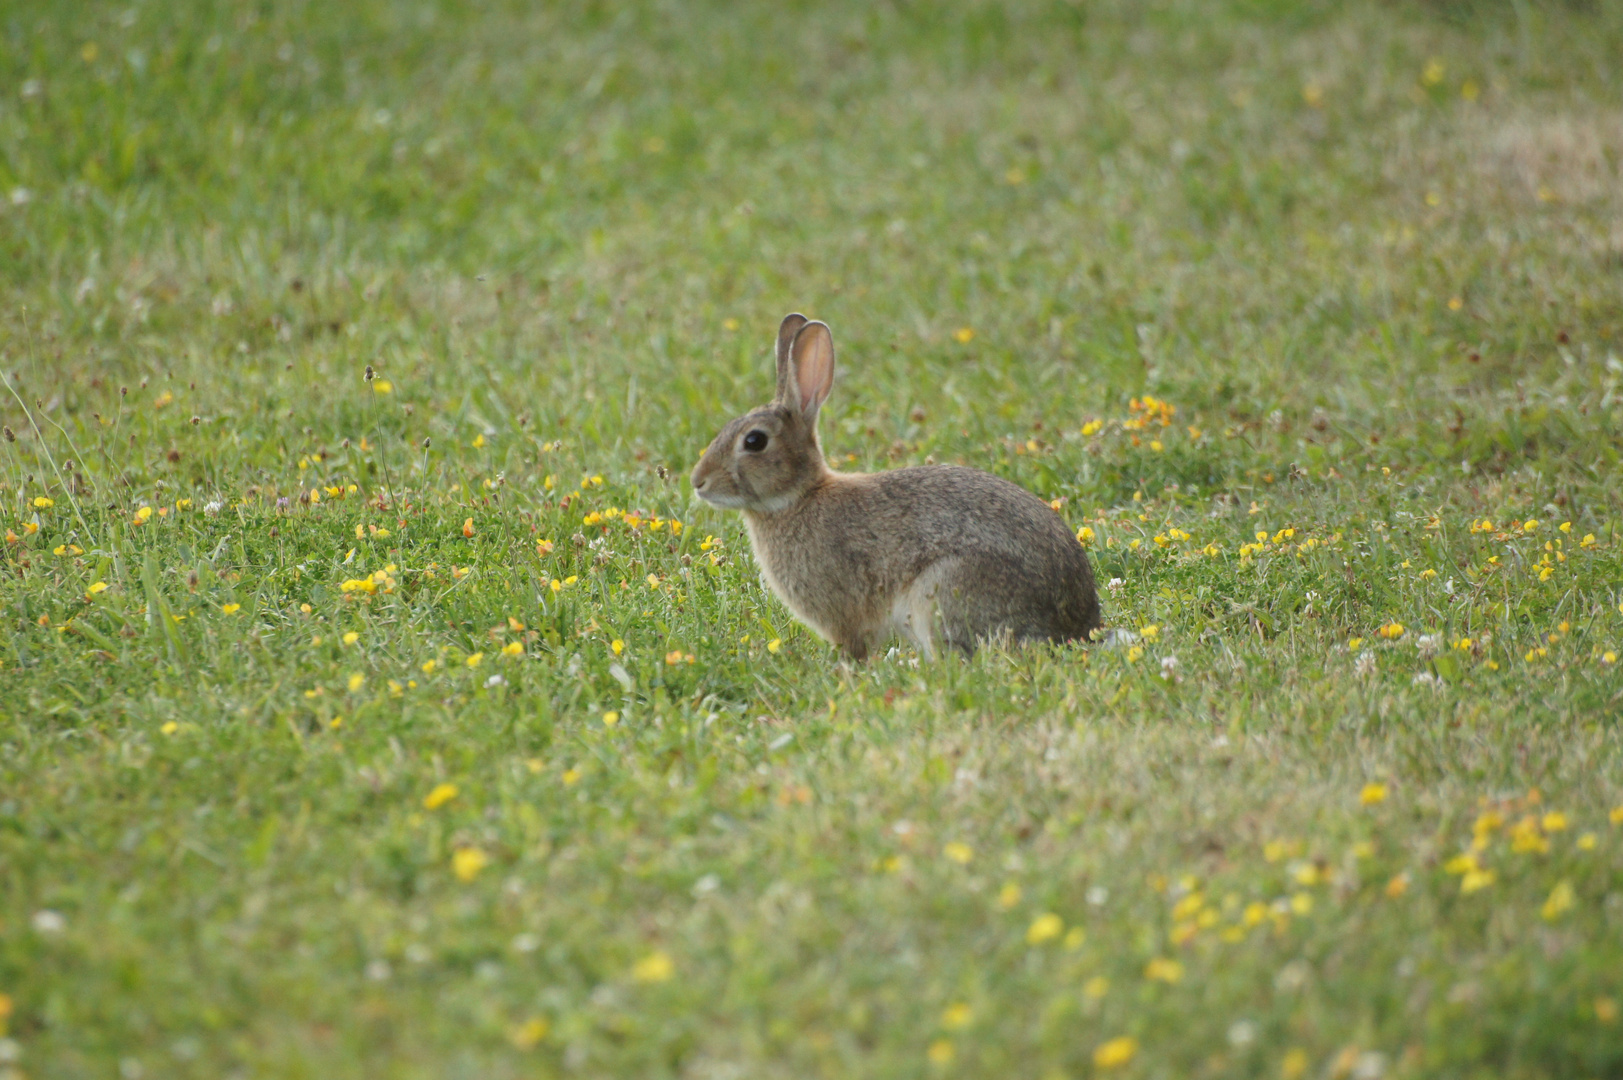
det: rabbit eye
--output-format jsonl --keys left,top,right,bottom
{"left": 742, "top": 430, "right": 768, "bottom": 452}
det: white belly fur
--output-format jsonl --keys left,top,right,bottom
{"left": 883, "top": 560, "right": 958, "bottom": 661}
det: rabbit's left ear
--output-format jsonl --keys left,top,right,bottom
{"left": 775, "top": 313, "right": 809, "bottom": 401}
{"left": 786, "top": 321, "right": 835, "bottom": 423}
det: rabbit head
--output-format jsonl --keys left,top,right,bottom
{"left": 691, "top": 314, "right": 836, "bottom": 513}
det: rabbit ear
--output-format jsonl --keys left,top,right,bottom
{"left": 787, "top": 320, "right": 835, "bottom": 422}
{"left": 775, "top": 313, "right": 809, "bottom": 400}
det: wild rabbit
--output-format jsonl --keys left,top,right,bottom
{"left": 691, "top": 313, "right": 1101, "bottom": 660}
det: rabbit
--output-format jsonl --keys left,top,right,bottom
{"left": 690, "top": 313, "right": 1101, "bottom": 660}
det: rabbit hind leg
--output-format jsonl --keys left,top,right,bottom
{"left": 891, "top": 559, "right": 986, "bottom": 660}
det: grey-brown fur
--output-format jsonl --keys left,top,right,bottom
{"left": 691, "top": 314, "right": 1101, "bottom": 660}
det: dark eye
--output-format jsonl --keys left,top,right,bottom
{"left": 742, "top": 430, "right": 768, "bottom": 452}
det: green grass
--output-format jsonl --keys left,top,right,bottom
{"left": 3, "top": 0, "right": 1623, "bottom": 1076}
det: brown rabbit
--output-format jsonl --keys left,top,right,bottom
{"left": 690, "top": 314, "right": 1102, "bottom": 660}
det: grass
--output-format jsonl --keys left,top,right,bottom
{"left": 3, "top": 0, "right": 1623, "bottom": 1076}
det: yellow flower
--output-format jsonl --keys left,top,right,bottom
{"left": 134, "top": 505, "right": 153, "bottom": 524}
{"left": 611, "top": 638, "right": 625, "bottom": 656}
{"left": 452, "top": 847, "right": 488, "bottom": 882}
{"left": 943, "top": 842, "right": 973, "bottom": 864}
{"left": 462, "top": 517, "right": 475, "bottom": 538}
{"left": 221, "top": 603, "right": 241, "bottom": 615}
{"left": 342, "top": 631, "right": 360, "bottom": 646}
{"left": 996, "top": 882, "right": 1022, "bottom": 909}
{"left": 602, "top": 711, "right": 619, "bottom": 727}
{"left": 941, "top": 1003, "right": 973, "bottom": 1030}
{"left": 1081, "top": 419, "right": 1102, "bottom": 436}
{"left": 466, "top": 652, "right": 483, "bottom": 667}
{"left": 1385, "top": 873, "right": 1410, "bottom": 898}
{"left": 1444, "top": 852, "right": 1479, "bottom": 875}
{"left": 631, "top": 950, "right": 674, "bottom": 983}
{"left": 1093, "top": 1036, "right": 1138, "bottom": 1069}
{"left": 767, "top": 638, "right": 782, "bottom": 654}
{"left": 507, "top": 1016, "right": 549, "bottom": 1050}
{"left": 1125, "top": 646, "right": 1144, "bottom": 663}
{"left": 502, "top": 641, "right": 524, "bottom": 658}
{"left": 1144, "top": 957, "right": 1183, "bottom": 983}
{"left": 953, "top": 327, "right": 975, "bottom": 344}
{"left": 1140, "top": 624, "right": 1159, "bottom": 642}
{"left": 33, "top": 496, "right": 54, "bottom": 509}
{"left": 927, "top": 1039, "right": 954, "bottom": 1065}
{"left": 1026, "top": 913, "right": 1063, "bottom": 945}
{"left": 1610, "top": 806, "right": 1623, "bottom": 826}
{"left": 1360, "top": 783, "right": 1388, "bottom": 806}
{"left": 421, "top": 659, "right": 437, "bottom": 674}
{"left": 471, "top": 434, "right": 485, "bottom": 448}
{"left": 160, "top": 721, "right": 179, "bottom": 735}
{"left": 423, "top": 783, "right": 459, "bottom": 810}
{"left": 1460, "top": 868, "right": 1496, "bottom": 894}
{"left": 1377, "top": 622, "right": 1405, "bottom": 639}
{"left": 372, "top": 379, "right": 393, "bottom": 394}
{"left": 1596, "top": 998, "right": 1619, "bottom": 1024}
{"left": 1281, "top": 1048, "right": 1310, "bottom": 1079}
{"left": 1347, "top": 637, "right": 1363, "bottom": 651}
{"left": 1510, "top": 816, "right": 1549, "bottom": 854}
{"left": 1541, "top": 880, "right": 1575, "bottom": 920}
{"left": 86, "top": 581, "right": 110, "bottom": 596}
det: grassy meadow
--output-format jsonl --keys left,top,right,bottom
{"left": 4, "top": 0, "right": 1623, "bottom": 1076}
